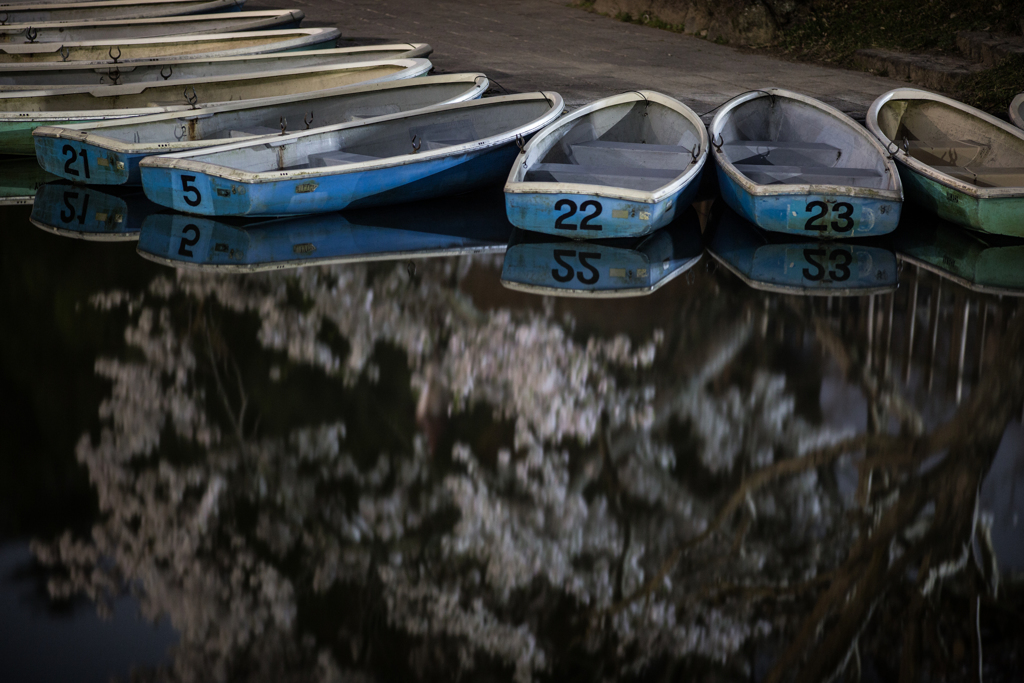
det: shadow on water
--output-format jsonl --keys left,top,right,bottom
{"left": 1, "top": 170, "right": 1023, "bottom": 682}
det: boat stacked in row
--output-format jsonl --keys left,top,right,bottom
{"left": 2, "top": 0, "right": 1023, "bottom": 298}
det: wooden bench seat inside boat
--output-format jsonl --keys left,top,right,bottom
{"left": 525, "top": 162, "right": 679, "bottom": 190}
{"left": 733, "top": 163, "right": 882, "bottom": 186}
{"left": 722, "top": 139, "right": 883, "bottom": 187}
{"left": 228, "top": 126, "right": 280, "bottom": 138}
{"left": 567, "top": 140, "right": 692, "bottom": 170}
{"left": 723, "top": 139, "right": 844, "bottom": 167}
{"left": 308, "top": 150, "right": 380, "bottom": 167}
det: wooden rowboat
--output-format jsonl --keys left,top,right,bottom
{"left": 0, "top": 0, "right": 243, "bottom": 24}
{"left": 711, "top": 88, "right": 903, "bottom": 239}
{"left": 500, "top": 207, "right": 703, "bottom": 298}
{"left": 866, "top": 87, "right": 1024, "bottom": 237}
{"left": 29, "top": 181, "right": 158, "bottom": 240}
{"left": 0, "top": 27, "right": 339, "bottom": 64}
{"left": 504, "top": 91, "right": 707, "bottom": 240}
{"left": 706, "top": 203, "right": 898, "bottom": 296}
{"left": 4, "top": 58, "right": 430, "bottom": 154}
{"left": 136, "top": 189, "right": 513, "bottom": 271}
{"left": 0, "top": 43, "right": 431, "bottom": 90}
{"left": 34, "top": 73, "right": 487, "bottom": 185}
{"left": 139, "top": 92, "right": 564, "bottom": 216}
{"left": 0, "top": 9, "right": 302, "bottom": 44}
{"left": 1009, "top": 92, "right": 1023, "bottom": 130}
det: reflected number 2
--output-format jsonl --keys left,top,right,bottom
{"left": 802, "top": 248, "right": 852, "bottom": 282}
{"left": 804, "top": 201, "right": 854, "bottom": 232}
{"left": 551, "top": 249, "right": 601, "bottom": 285}
{"left": 178, "top": 224, "right": 200, "bottom": 257}
{"left": 554, "top": 199, "right": 602, "bottom": 231}
{"left": 61, "top": 145, "right": 90, "bottom": 180}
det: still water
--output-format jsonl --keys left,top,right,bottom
{"left": 1, "top": 177, "right": 1023, "bottom": 683}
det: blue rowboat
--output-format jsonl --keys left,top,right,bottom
{"left": 0, "top": 0, "right": 244, "bottom": 24}
{"left": 0, "top": 44, "right": 432, "bottom": 91}
{"left": 136, "top": 189, "right": 513, "bottom": 271}
{"left": 706, "top": 203, "right": 898, "bottom": 296}
{"left": 0, "top": 157, "right": 58, "bottom": 205}
{"left": 1012, "top": 93, "right": 1023, "bottom": 130}
{"left": 710, "top": 88, "right": 903, "bottom": 239}
{"left": 7, "top": 58, "right": 428, "bottom": 155}
{"left": 867, "top": 88, "right": 1024, "bottom": 238}
{"left": 500, "top": 206, "right": 703, "bottom": 298}
{"left": 0, "top": 9, "right": 302, "bottom": 45}
{"left": 29, "top": 181, "right": 158, "bottom": 240}
{"left": 0, "top": 27, "right": 340, "bottom": 64}
{"left": 33, "top": 73, "right": 486, "bottom": 185}
{"left": 504, "top": 90, "right": 707, "bottom": 240}
{"left": 139, "top": 91, "right": 564, "bottom": 217}
{"left": 892, "top": 207, "right": 1024, "bottom": 297}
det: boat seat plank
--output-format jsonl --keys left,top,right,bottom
{"left": 733, "top": 164, "right": 881, "bottom": 178}
{"left": 724, "top": 140, "right": 841, "bottom": 152}
{"left": 228, "top": 126, "right": 280, "bottom": 138}
{"left": 308, "top": 151, "right": 380, "bottom": 167}
{"left": 569, "top": 141, "right": 693, "bottom": 170}
{"left": 573, "top": 140, "right": 689, "bottom": 154}
{"left": 526, "top": 162, "right": 678, "bottom": 191}
{"left": 531, "top": 163, "right": 680, "bottom": 179}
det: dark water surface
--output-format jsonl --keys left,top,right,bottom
{"left": 1, "top": 184, "right": 1023, "bottom": 683}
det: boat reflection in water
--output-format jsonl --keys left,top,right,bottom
{"left": 500, "top": 206, "right": 703, "bottom": 297}
{"left": 893, "top": 207, "right": 1024, "bottom": 297}
{"left": 137, "top": 189, "right": 514, "bottom": 271}
{"left": 707, "top": 204, "right": 898, "bottom": 296}
{"left": 30, "top": 181, "right": 160, "bottom": 241}
{"left": 0, "top": 158, "right": 59, "bottom": 207}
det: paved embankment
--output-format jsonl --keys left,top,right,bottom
{"left": 250, "top": 0, "right": 908, "bottom": 118}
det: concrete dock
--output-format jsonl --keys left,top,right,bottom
{"left": 249, "top": 0, "right": 908, "bottom": 116}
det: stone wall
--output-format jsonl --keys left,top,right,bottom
{"left": 588, "top": 0, "right": 802, "bottom": 47}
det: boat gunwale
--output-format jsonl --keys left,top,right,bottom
{"left": 30, "top": 216, "right": 139, "bottom": 242}
{"left": 1011, "top": 92, "right": 1024, "bottom": 130}
{"left": 0, "top": 27, "right": 337, "bottom": 57}
{"left": 6, "top": 58, "right": 430, "bottom": 123}
{"left": 503, "top": 90, "right": 709, "bottom": 204}
{"left": 707, "top": 246, "right": 897, "bottom": 297}
{"left": 32, "top": 72, "right": 489, "bottom": 154}
{"left": 0, "top": 8, "right": 301, "bottom": 31}
{"left": 1, "top": 57, "right": 430, "bottom": 101}
{"left": 500, "top": 251, "right": 702, "bottom": 299}
{"left": 711, "top": 88, "right": 904, "bottom": 202}
{"left": 866, "top": 87, "right": 1024, "bottom": 200}
{"left": 138, "top": 91, "right": 566, "bottom": 185}
{"left": 0, "top": 43, "right": 430, "bottom": 75}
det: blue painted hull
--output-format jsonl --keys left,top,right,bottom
{"left": 29, "top": 181, "right": 157, "bottom": 240}
{"left": 715, "top": 163, "right": 902, "bottom": 239}
{"left": 141, "top": 142, "right": 522, "bottom": 216}
{"left": 504, "top": 166, "right": 703, "bottom": 240}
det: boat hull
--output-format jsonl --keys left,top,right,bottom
{"left": 30, "top": 182, "right": 153, "bottom": 240}
{"left": 141, "top": 142, "right": 522, "bottom": 216}
{"left": 716, "top": 162, "right": 902, "bottom": 239}
{"left": 504, "top": 167, "right": 702, "bottom": 240}
{"left": 896, "top": 160, "right": 1024, "bottom": 238}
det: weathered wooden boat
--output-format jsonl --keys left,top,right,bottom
{"left": 706, "top": 204, "right": 897, "bottom": 296}
{"left": 0, "top": 43, "right": 431, "bottom": 90}
{"left": 892, "top": 207, "right": 1024, "bottom": 297}
{"left": 4, "top": 58, "right": 429, "bottom": 154}
{"left": 867, "top": 88, "right": 1024, "bottom": 238}
{"left": 0, "top": 9, "right": 301, "bottom": 45}
{"left": 0, "top": 156, "right": 57, "bottom": 205}
{"left": 29, "top": 181, "right": 158, "bottom": 240}
{"left": 711, "top": 88, "right": 903, "bottom": 239}
{"left": 0, "top": 0, "right": 243, "bottom": 24}
{"left": 137, "top": 189, "right": 512, "bottom": 271}
{"left": 501, "top": 206, "right": 703, "bottom": 297}
{"left": 504, "top": 91, "right": 706, "bottom": 240}
{"left": 0, "top": 27, "right": 339, "bottom": 64}
{"left": 139, "top": 92, "right": 564, "bottom": 216}
{"left": 35, "top": 73, "right": 486, "bottom": 185}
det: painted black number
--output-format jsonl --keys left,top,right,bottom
{"left": 181, "top": 174, "right": 202, "bottom": 207}
{"left": 554, "top": 199, "right": 577, "bottom": 230}
{"left": 59, "top": 191, "right": 89, "bottom": 225}
{"left": 61, "top": 145, "right": 90, "bottom": 179}
{"left": 576, "top": 252, "right": 601, "bottom": 284}
{"left": 551, "top": 249, "right": 575, "bottom": 282}
{"left": 804, "top": 201, "right": 828, "bottom": 231}
{"left": 802, "top": 248, "right": 826, "bottom": 281}
{"left": 831, "top": 202, "right": 854, "bottom": 232}
{"left": 178, "top": 224, "right": 200, "bottom": 257}
{"left": 579, "top": 200, "right": 603, "bottom": 231}
{"left": 829, "top": 249, "right": 852, "bottom": 281}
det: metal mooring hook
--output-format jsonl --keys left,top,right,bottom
{"left": 711, "top": 133, "right": 724, "bottom": 153}
{"left": 108, "top": 66, "right": 121, "bottom": 85}
{"left": 304, "top": 111, "right": 313, "bottom": 129}
{"left": 279, "top": 116, "right": 287, "bottom": 135}
{"left": 411, "top": 135, "right": 421, "bottom": 153}
{"left": 0, "top": 13, "right": 9, "bottom": 26}
{"left": 59, "top": 45, "right": 70, "bottom": 62}
{"left": 184, "top": 86, "right": 198, "bottom": 110}
{"left": 108, "top": 45, "right": 121, "bottom": 64}
{"left": 690, "top": 144, "right": 700, "bottom": 163}
{"left": 160, "top": 66, "right": 173, "bottom": 81}
{"left": 515, "top": 133, "right": 525, "bottom": 152}
{"left": 24, "top": 27, "right": 37, "bottom": 43}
